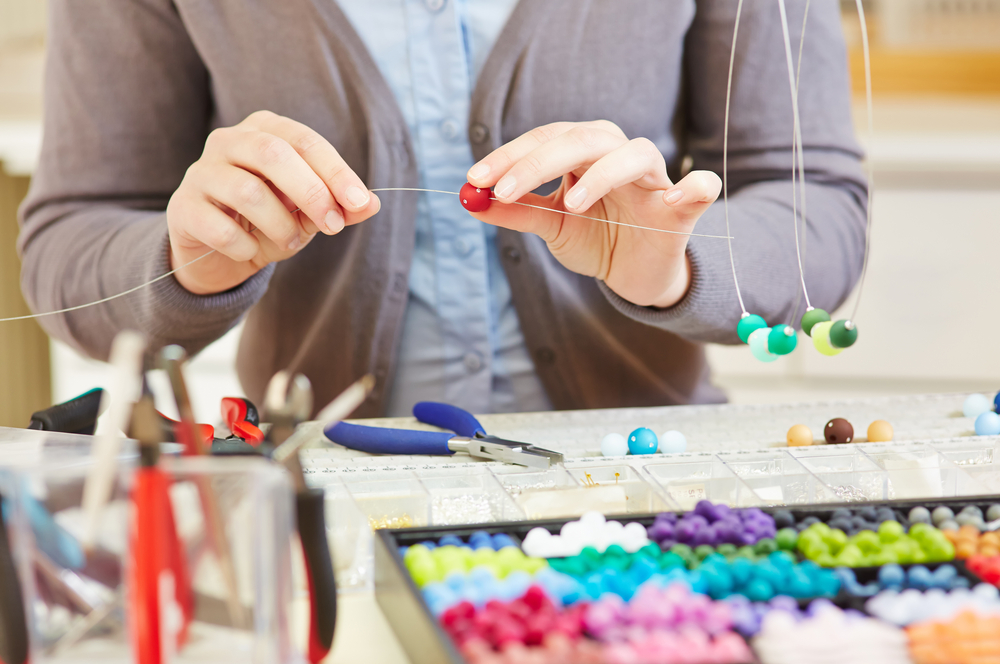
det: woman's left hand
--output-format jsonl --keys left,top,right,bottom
{"left": 465, "top": 120, "right": 721, "bottom": 309}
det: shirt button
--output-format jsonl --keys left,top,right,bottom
{"left": 425, "top": 0, "right": 445, "bottom": 12}
{"left": 440, "top": 119, "right": 459, "bottom": 140}
{"left": 463, "top": 352, "right": 483, "bottom": 372}
{"left": 502, "top": 246, "right": 521, "bottom": 264}
{"left": 469, "top": 123, "right": 489, "bottom": 145}
{"left": 452, "top": 237, "right": 473, "bottom": 257}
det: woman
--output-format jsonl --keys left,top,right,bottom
{"left": 18, "top": 0, "right": 866, "bottom": 417}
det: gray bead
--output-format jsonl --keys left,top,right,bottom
{"left": 939, "top": 519, "right": 960, "bottom": 531}
{"left": 987, "top": 504, "right": 1000, "bottom": 522}
{"left": 956, "top": 513, "right": 980, "bottom": 528}
{"left": 932, "top": 506, "right": 954, "bottom": 525}
{"left": 908, "top": 506, "right": 932, "bottom": 524}
{"left": 961, "top": 505, "right": 984, "bottom": 519}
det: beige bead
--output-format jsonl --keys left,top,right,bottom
{"left": 867, "top": 420, "right": 894, "bottom": 443}
{"left": 786, "top": 424, "right": 813, "bottom": 447}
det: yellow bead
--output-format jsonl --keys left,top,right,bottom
{"left": 787, "top": 424, "right": 813, "bottom": 447}
{"left": 811, "top": 321, "right": 842, "bottom": 356}
{"left": 867, "top": 420, "right": 894, "bottom": 443}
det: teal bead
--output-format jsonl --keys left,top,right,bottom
{"left": 767, "top": 325, "right": 798, "bottom": 355}
{"left": 800, "top": 308, "right": 830, "bottom": 336}
{"left": 737, "top": 314, "right": 767, "bottom": 343}
{"left": 829, "top": 319, "right": 858, "bottom": 348}
{"left": 748, "top": 327, "right": 779, "bottom": 363}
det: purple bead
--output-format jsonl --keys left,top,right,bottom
{"left": 692, "top": 526, "right": 717, "bottom": 547}
{"left": 647, "top": 521, "right": 675, "bottom": 542}
{"left": 655, "top": 511, "right": 679, "bottom": 524}
{"left": 743, "top": 507, "right": 766, "bottom": 521}
{"left": 740, "top": 531, "right": 757, "bottom": 546}
{"left": 713, "top": 503, "right": 734, "bottom": 520}
{"left": 676, "top": 520, "right": 700, "bottom": 543}
{"left": 769, "top": 595, "right": 799, "bottom": 613}
{"left": 686, "top": 514, "right": 710, "bottom": 528}
{"left": 694, "top": 500, "right": 717, "bottom": 521}
{"left": 658, "top": 539, "right": 678, "bottom": 551}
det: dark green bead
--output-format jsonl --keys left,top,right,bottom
{"left": 829, "top": 319, "right": 858, "bottom": 348}
{"left": 800, "top": 308, "right": 830, "bottom": 336}
{"left": 737, "top": 314, "right": 767, "bottom": 343}
{"left": 694, "top": 544, "right": 715, "bottom": 561}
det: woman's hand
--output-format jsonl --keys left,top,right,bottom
{"left": 166, "top": 111, "right": 381, "bottom": 295}
{"left": 465, "top": 120, "right": 721, "bottom": 309}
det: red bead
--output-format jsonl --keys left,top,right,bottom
{"left": 460, "top": 182, "right": 492, "bottom": 212}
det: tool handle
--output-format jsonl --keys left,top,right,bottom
{"left": 297, "top": 489, "right": 336, "bottom": 664}
{"left": 324, "top": 422, "right": 454, "bottom": 456}
{"left": 413, "top": 402, "right": 486, "bottom": 438}
{"left": 28, "top": 388, "right": 105, "bottom": 435}
{"left": 221, "top": 397, "right": 260, "bottom": 428}
{"left": 0, "top": 506, "right": 28, "bottom": 664}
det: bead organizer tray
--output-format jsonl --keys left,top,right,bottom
{"left": 373, "top": 496, "right": 1000, "bottom": 664}
{"left": 302, "top": 394, "right": 1000, "bottom": 589}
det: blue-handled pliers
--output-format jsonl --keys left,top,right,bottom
{"left": 324, "top": 402, "right": 563, "bottom": 470}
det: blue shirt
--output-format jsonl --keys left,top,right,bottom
{"left": 335, "top": 0, "right": 553, "bottom": 417}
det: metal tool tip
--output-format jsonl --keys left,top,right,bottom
{"left": 360, "top": 374, "right": 376, "bottom": 393}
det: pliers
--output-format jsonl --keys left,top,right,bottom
{"left": 324, "top": 402, "right": 563, "bottom": 469}
{"left": 263, "top": 372, "right": 337, "bottom": 664}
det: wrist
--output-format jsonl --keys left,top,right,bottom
{"left": 648, "top": 253, "right": 692, "bottom": 309}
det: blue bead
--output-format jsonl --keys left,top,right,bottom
{"left": 491, "top": 533, "right": 516, "bottom": 550}
{"left": 439, "top": 535, "right": 464, "bottom": 548}
{"left": 931, "top": 565, "right": 957, "bottom": 588}
{"left": 878, "top": 563, "right": 905, "bottom": 589}
{"left": 627, "top": 427, "right": 659, "bottom": 454}
{"left": 908, "top": 565, "right": 932, "bottom": 590}
{"left": 469, "top": 566, "right": 496, "bottom": 584}
{"left": 420, "top": 540, "right": 438, "bottom": 550}
{"left": 398, "top": 546, "right": 409, "bottom": 557}
{"left": 730, "top": 557, "right": 753, "bottom": 587}
{"left": 995, "top": 391, "right": 1000, "bottom": 413}
{"left": 627, "top": 555, "right": 659, "bottom": 584}
{"left": 975, "top": 412, "right": 1000, "bottom": 436}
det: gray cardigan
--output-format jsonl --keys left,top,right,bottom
{"left": 18, "top": 0, "right": 867, "bottom": 417}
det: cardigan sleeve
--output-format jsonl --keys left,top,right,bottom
{"left": 17, "top": 0, "right": 273, "bottom": 363}
{"left": 600, "top": 0, "right": 868, "bottom": 344}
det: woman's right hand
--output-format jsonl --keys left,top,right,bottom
{"left": 166, "top": 111, "right": 380, "bottom": 295}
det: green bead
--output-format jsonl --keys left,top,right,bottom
{"left": 670, "top": 544, "right": 693, "bottom": 558}
{"left": 639, "top": 543, "right": 662, "bottom": 560}
{"left": 754, "top": 538, "right": 778, "bottom": 555}
{"left": 800, "top": 308, "right": 830, "bottom": 336}
{"left": 775, "top": 528, "right": 799, "bottom": 551}
{"left": 694, "top": 544, "right": 716, "bottom": 561}
{"left": 581, "top": 546, "right": 603, "bottom": 565}
{"left": 811, "top": 321, "right": 842, "bottom": 357}
{"left": 825, "top": 529, "right": 848, "bottom": 555}
{"left": 717, "top": 543, "right": 738, "bottom": 557}
{"left": 605, "top": 544, "right": 627, "bottom": 558}
{"left": 737, "top": 314, "right": 767, "bottom": 343}
{"left": 737, "top": 545, "right": 757, "bottom": 560}
{"left": 660, "top": 551, "right": 686, "bottom": 569}
{"left": 878, "top": 520, "right": 904, "bottom": 543}
{"left": 830, "top": 319, "right": 858, "bottom": 348}
{"left": 767, "top": 325, "right": 798, "bottom": 355}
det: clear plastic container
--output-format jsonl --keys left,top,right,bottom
{"left": 718, "top": 451, "right": 839, "bottom": 505}
{"left": 641, "top": 454, "right": 761, "bottom": 509}
{"left": 416, "top": 467, "right": 525, "bottom": 525}
{"left": 565, "top": 463, "right": 674, "bottom": 514}
{"left": 787, "top": 446, "right": 887, "bottom": 502}
{"left": 1, "top": 439, "right": 297, "bottom": 664}
{"left": 861, "top": 443, "right": 989, "bottom": 499}
{"left": 489, "top": 466, "right": 614, "bottom": 519}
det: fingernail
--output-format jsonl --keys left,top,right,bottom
{"left": 664, "top": 188, "right": 684, "bottom": 205}
{"left": 495, "top": 175, "right": 516, "bottom": 200}
{"left": 288, "top": 235, "right": 302, "bottom": 251}
{"left": 324, "top": 209, "right": 345, "bottom": 234}
{"left": 468, "top": 162, "right": 491, "bottom": 181}
{"left": 345, "top": 185, "right": 370, "bottom": 209}
{"left": 565, "top": 186, "right": 588, "bottom": 210}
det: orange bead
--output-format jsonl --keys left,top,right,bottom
{"left": 786, "top": 424, "right": 813, "bottom": 447}
{"left": 959, "top": 525, "right": 980, "bottom": 540}
{"left": 979, "top": 544, "right": 1000, "bottom": 558}
{"left": 957, "top": 541, "right": 978, "bottom": 559}
{"left": 981, "top": 532, "right": 1000, "bottom": 546}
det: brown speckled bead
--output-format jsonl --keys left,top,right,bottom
{"left": 824, "top": 418, "right": 854, "bottom": 444}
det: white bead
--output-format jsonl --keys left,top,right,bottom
{"left": 600, "top": 433, "right": 630, "bottom": 457}
{"left": 659, "top": 430, "right": 687, "bottom": 454}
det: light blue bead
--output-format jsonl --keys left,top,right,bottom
{"left": 628, "top": 427, "right": 659, "bottom": 455}
{"left": 659, "top": 430, "right": 687, "bottom": 454}
{"left": 878, "top": 563, "right": 905, "bottom": 589}
{"left": 931, "top": 564, "right": 957, "bottom": 589}
{"left": 444, "top": 571, "right": 467, "bottom": 592}
{"left": 491, "top": 533, "right": 516, "bottom": 550}
{"left": 748, "top": 327, "right": 779, "bottom": 363}
{"left": 975, "top": 411, "right": 1000, "bottom": 436}
{"left": 908, "top": 565, "right": 932, "bottom": 590}
{"left": 601, "top": 433, "right": 630, "bottom": 457}
{"left": 964, "top": 394, "right": 993, "bottom": 419}
{"left": 469, "top": 566, "right": 496, "bottom": 584}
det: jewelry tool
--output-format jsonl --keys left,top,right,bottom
{"left": 264, "top": 373, "right": 374, "bottom": 664}
{"left": 159, "top": 345, "right": 246, "bottom": 630}
{"left": 80, "top": 330, "right": 145, "bottom": 551}
{"left": 27, "top": 388, "right": 106, "bottom": 435}
{"left": 127, "top": 391, "right": 193, "bottom": 664}
{"left": 325, "top": 401, "right": 563, "bottom": 470}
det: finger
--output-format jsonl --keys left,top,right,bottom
{"left": 663, "top": 170, "right": 722, "bottom": 218}
{"left": 242, "top": 111, "right": 380, "bottom": 224}
{"left": 486, "top": 124, "right": 629, "bottom": 203}
{"left": 467, "top": 120, "right": 627, "bottom": 189}
{"left": 562, "top": 137, "right": 672, "bottom": 212}
{"left": 463, "top": 192, "right": 564, "bottom": 243}
{"left": 206, "top": 164, "right": 305, "bottom": 252}
{"left": 176, "top": 198, "right": 260, "bottom": 262}
{"left": 269, "top": 183, "right": 326, "bottom": 237}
